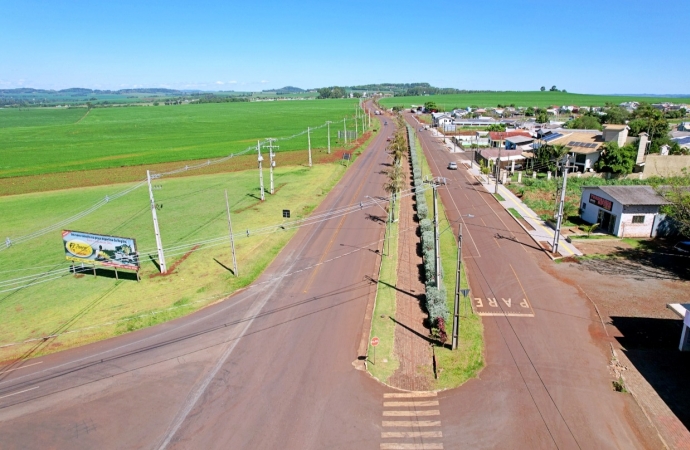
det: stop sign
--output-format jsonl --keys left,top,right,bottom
{"left": 371, "top": 337, "right": 379, "bottom": 347}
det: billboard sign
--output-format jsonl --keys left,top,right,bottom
{"left": 589, "top": 193, "right": 613, "bottom": 212}
{"left": 63, "top": 230, "right": 139, "bottom": 270}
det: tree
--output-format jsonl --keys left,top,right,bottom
{"left": 596, "top": 141, "right": 637, "bottom": 174}
{"left": 659, "top": 173, "right": 690, "bottom": 237}
{"left": 566, "top": 115, "right": 602, "bottom": 130}
{"left": 486, "top": 123, "right": 506, "bottom": 132}
{"left": 383, "top": 165, "right": 404, "bottom": 221}
{"left": 583, "top": 222, "right": 599, "bottom": 237}
{"left": 536, "top": 110, "right": 549, "bottom": 124}
{"left": 424, "top": 101, "right": 437, "bottom": 112}
{"left": 540, "top": 86, "right": 546, "bottom": 92}
{"left": 525, "top": 106, "right": 535, "bottom": 117}
{"left": 550, "top": 85, "right": 558, "bottom": 91}
{"left": 603, "top": 106, "right": 630, "bottom": 124}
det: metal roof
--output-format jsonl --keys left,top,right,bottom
{"left": 582, "top": 185, "right": 670, "bottom": 206}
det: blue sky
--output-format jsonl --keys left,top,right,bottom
{"left": 1, "top": 0, "right": 688, "bottom": 94}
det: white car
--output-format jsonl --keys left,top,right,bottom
{"left": 448, "top": 162, "right": 458, "bottom": 170}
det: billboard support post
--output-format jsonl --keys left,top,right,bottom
{"left": 147, "top": 170, "right": 167, "bottom": 273}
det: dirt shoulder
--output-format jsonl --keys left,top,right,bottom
{"left": 547, "top": 242, "right": 690, "bottom": 447}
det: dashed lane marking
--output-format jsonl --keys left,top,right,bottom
{"left": 384, "top": 392, "right": 437, "bottom": 398}
{"left": 384, "top": 401, "right": 439, "bottom": 407}
{"left": 383, "top": 421, "right": 441, "bottom": 427}
{"left": 380, "top": 444, "right": 443, "bottom": 449}
{"left": 382, "top": 432, "right": 443, "bottom": 438}
{"left": 383, "top": 410, "right": 440, "bottom": 417}
{"left": 0, "top": 385, "right": 39, "bottom": 400}
{"left": 0, "top": 361, "right": 42, "bottom": 375}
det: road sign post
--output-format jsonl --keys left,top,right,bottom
{"left": 371, "top": 336, "right": 379, "bottom": 365}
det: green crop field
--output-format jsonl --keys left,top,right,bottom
{"left": 0, "top": 99, "right": 361, "bottom": 178}
{"left": 379, "top": 91, "right": 689, "bottom": 110}
{"left": 0, "top": 161, "right": 349, "bottom": 363}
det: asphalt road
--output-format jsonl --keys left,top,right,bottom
{"left": 408, "top": 114, "right": 661, "bottom": 449}
{"left": 0, "top": 110, "right": 661, "bottom": 450}
{"left": 0, "top": 106, "right": 396, "bottom": 449}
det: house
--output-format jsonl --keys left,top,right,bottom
{"left": 431, "top": 112, "right": 452, "bottom": 127}
{"left": 677, "top": 122, "right": 690, "bottom": 132}
{"left": 452, "top": 117, "right": 497, "bottom": 127}
{"left": 477, "top": 148, "right": 526, "bottom": 172}
{"left": 488, "top": 131, "right": 531, "bottom": 148}
{"left": 579, "top": 185, "right": 669, "bottom": 237}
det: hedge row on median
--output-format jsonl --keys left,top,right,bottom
{"left": 407, "top": 126, "right": 449, "bottom": 324}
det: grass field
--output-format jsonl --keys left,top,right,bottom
{"left": 0, "top": 162, "right": 349, "bottom": 363}
{"left": 380, "top": 91, "right": 689, "bottom": 110}
{"left": 0, "top": 99, "right": 362, "bottom": 178}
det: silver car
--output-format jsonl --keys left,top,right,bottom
{"left": 448, "top": 162, "right": 458, "bottom": 170}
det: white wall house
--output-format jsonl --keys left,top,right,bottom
{"left": 580, "top": 186, "right": 669, "bottom": 237}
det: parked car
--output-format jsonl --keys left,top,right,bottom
{"left": 386, "top": 137, "right": 391, "bottom": 142}
{"left": 384, "top": 121, "right": 387, "bottom": 126}
{"left": 673, "top": 241, "right": 690, "bottom": 253}
{"left": 448, "top": 162, "right": 458, "bottom": 170}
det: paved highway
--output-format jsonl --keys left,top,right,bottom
{"left": 408, "top": 114, "right": 660, "bottom": 449}
{"left": 0, "top": 109, "right": 660, "bottom": 449}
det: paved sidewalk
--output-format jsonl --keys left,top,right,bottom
{"left": 463, "top": 161, "right": 583, "bottom": 257}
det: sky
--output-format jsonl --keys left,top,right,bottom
{"left": 1, "top": 0, "right": 688, "bottom": 95}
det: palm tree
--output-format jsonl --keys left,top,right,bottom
{"left": 383, "top": 165, "right": 404, "bottom": 222}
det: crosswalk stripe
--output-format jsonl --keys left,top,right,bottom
{"left": 383, "top": 410, "right": 440, "bottom": 417}
{"left": 380, "top": 444, "right": 443, "bottom": 450}
{"left": 382, "top": 421, "right": 441, "bottom": 427}
{"left": 383, "top": 392, "right": 437, "bottom": 398}
{"left": 381, "top": 431, "right": 443, "bottom": 438}
{"left": 384, "top": 401, "right": 439, "bottom": 407}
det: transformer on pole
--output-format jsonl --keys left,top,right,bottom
{"left": 147, "top": 170, "right": 167, "bottom": 273}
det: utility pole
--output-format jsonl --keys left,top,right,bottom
{"left": 267, "top": 138, "right": 278, "bottom": 194}
{"left": 343, "top": 118, "right": 347, "bottom": 144}
{"left": 552, "top": 156, "right": 570, "bottom": 255}
{"left": 147, "top": 170, "right": 167, "bottom": 273}
{"left": 258, "top": 140, "right": 265, "bottom": 201}
{"left": 224, "top": 189, "right": 238, "bottom": 277}
{"left": 452, "top": 224, "right": 463, "bottom": 350}
{"left": 433, "top": 182, "right": 441, "bottom": 288}
{"left": 355, "top": 114, "right": 358, "bottom": 136}
{"left": 326, "top": 121, "right": 332, "bottom": 154}
{"left": 495, "top": 146, "right": 502, "bottom": 194}
{"left": 307, "top": 127, "right": 312, "bottom": 167}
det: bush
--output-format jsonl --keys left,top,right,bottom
{"left": 417, "top": 203, "right": 428, "bottom": 219}
{"left": 421, "top": 231, "right": 434, "bottom": 252}
{"left": 420, "top": 218, "right": 433, "bottom": 234}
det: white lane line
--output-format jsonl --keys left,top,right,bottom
{"left": 383, "top": 410, "right": 440, "bottom": 417}
{"left": 0, "top": 385, "right": 39, "bottom": 400}
{"left": 382, "top": 421, "right": 441, "bottom": 427}
{"left": 380, "top": 444, "right": 443, "bottom": 450}
{"left": 382, "top": 431, "right": 443, "bottom": 438}
{"left": 384, "top": 392, "right": 436, "bottom": 398}
{"left": 384, "top": 401, "right": 439, "bottom": 407}
{"left": 0, "top": 361, "right": 42, "bottom": 375}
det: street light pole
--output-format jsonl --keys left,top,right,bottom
{"left": 552, "top": 156, "right": 570, "bottom": 255}
{"left": 326, "top": 121, "right": 332, "bottom": 154}
{"left": 307, "top": 127, "right": 312, "bottom": 167}
{"left": 452, "top": 224, "right": 462, "bottom": 350}
{"left": 433, "top": 183, "right": 441, "bottom": 288}
{"left": 258, "top": 140, "right": 265, "bottom": 201}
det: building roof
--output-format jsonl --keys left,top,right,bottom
{"left": 548, "top": 132, "right": 604, "bottom": 154}
{"left": 489, "top": 131, "right": 531, "bottom": 141}
{"left": 603, "top": 124, "right": 629, "bottom": 131}
{"left": 582, "top": 185, "right": 670, "bottom": 206}
{"left": 506, "top": 135, "right": 534, "bottom": 145}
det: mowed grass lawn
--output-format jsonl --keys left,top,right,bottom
{"left": 0, "top": 99, "right": 360, "bottom": 178}
{"left": 380, "top": 91, "right": 688, "bottom": 110}
{"left": 0, "top": 162, "right": 346, "bottom": 362}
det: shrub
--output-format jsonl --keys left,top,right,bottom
{"left": 417, "top": 203, "right": 428, "bottom": 219}
{"left": 421, "top": 231, "right": 435, "bottom": 252}
{"left": 420, "top": 218, "right": 433, "bottom": 234}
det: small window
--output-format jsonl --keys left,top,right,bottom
{"left": 632, "top": 215, "right": 645, "bottom": 224}
{"left": 582, "top": 203, "right": 586, "bottom": 210}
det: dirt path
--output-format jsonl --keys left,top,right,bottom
{"left": 388, "top": 158, "right": 433, "bottom": 391}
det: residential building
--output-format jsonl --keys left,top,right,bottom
{"left": 488, "top": 131, "right": 531, "bottom": 148}
{"left": 579, "top": 186, "right": 669, "bottom": 237}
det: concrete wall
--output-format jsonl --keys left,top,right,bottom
{"left": 618, "top": 206, "right": 660, "bottom": 238}
{"left": 641, "top": 154, "right": 690, "bottom": 179}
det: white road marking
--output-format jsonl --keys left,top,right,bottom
{"left": 382, "top": 431, "right": 443, "bottom": 438}
{"left": 380, "top": 444, "right": 443, "bottom": 449}
{"left": 382, "top": 421, "right": 441, "bottom": 427}
{"left": 0, "top": 361, "right": 42, "bottom": 375}
{"left": 383, "top": 410, "right": 440, "bottom": 417}
{"left": 384, "top": 401, "right": 439, "bottom": 407}
{"left": 0, "top": 385, "right": 39, "bottom": 400}
{"left": 383, "top": 392, "right": 436, "bottom": 398}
